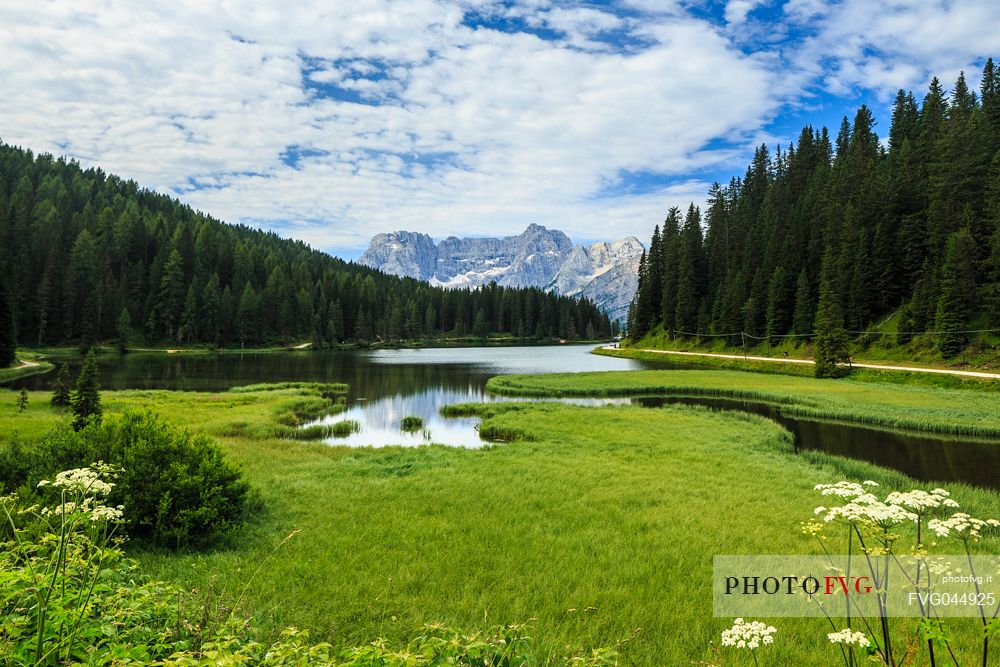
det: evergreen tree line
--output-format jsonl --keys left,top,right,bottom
{"left": 628, "top": 59, "right": 1000, "bottom": 358}
{"left": 0, "top": 141, "right": 611, "bottom": 355}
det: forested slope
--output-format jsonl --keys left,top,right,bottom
{"left": 628, "top": 59, "right": 1000, "bottom": 360}
{"left": 0, "top": 141, "right": 611, "bottom": 356}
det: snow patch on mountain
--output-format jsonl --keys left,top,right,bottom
{"left": 358, "top": 224, "right": 643, "bottom": 322}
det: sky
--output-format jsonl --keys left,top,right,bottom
{"left": 2, "top": 1, "right": 999, "bottom": 260}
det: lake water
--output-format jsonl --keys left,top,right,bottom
{"left": 10, "top": 345, "right": 1000, "bottom": 488}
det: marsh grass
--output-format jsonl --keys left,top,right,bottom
{"left": 487, "top": 370, "right": 1000, "bottom": 437}
{"left": 5, "top": 376, "right": 1000, "bottom": 663}
{"left": 400, "top": 416, "right": 424, "bottom": 431}
{"left": 328, "top": 419, "right": 361, "bottom": 437}
{"left": 124, "top": 399, "right": 999, "bottom": 665}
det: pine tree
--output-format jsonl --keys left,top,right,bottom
{"left": 935, "top": 228, "right": 977, "bottom": 357}
{"left": 71, "top": 350, "right": 102, "bottom": 430}
{"left": 629, "top": 250, "right": 652, "bottom": 340}
{"left": 17, "top": 389, "right": 28, "bottom": 413}
{"left": 50, "top": 363, "right": 72, "bottom": 407}
{"left": 813, "top": 253, "right": 850, "bottom": 378}
{"left": 660, "top": 207, "right": 682, "bottom": 334}
{"left": 116, "top": 307, "right": 132, "bottom": 354}
{"left": 157, "top": 249, "right": 186, "bottom": 339}
{"left": 765, "top": 265, "right": 790, "bottom": 341}
{"left": 0, "top": 275, "right": 16, "bottom": 367}
{"left": 791, "top": 269, "right": 813, "bottom": 335}
{"left": 472, "top": 308, "right": 489, "bottom": 338}
{"left": 674, "top": 205, "right": 703, "bottom": 335}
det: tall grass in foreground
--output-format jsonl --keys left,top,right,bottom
{"left": 132, "top": 399, "right": 1000, "bottom": 665}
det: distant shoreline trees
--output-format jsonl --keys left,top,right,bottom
{"left": 0, "top": 142, "right": 611, "bottom": 349}
{"left": 628, "top": 59, "right": 1000, "bottom": 362}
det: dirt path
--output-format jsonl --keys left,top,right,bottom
{"left": 603, "top": 346, "right": 1000, "bottom": 380}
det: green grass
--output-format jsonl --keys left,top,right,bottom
{"left": 0, "top": 357, "right": 54, "bottom": 384}
{"left": 4, "top": 377, "right": 1000, "bottom": 663}
{"left": 328, "top": 419, "right": 361, "bottom": 437}
{"left": 628, "top": 322, "right": 1000, "bottom": 375}
{"left": 601, "top": 343, "right": 1000, "bottom": 392}
{"left": 488, "top": 369, "right": 1000, "bottom": 438}
{"left": 0, "top": 382, "right": 347, "bottom": 443}
{"left": 135, "top": 401, "right": 1000, "bottom": 665}
{"left": 400, "top": 415, "right": 424, "bottom": 431}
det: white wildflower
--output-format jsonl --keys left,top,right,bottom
{"left": 828, "top": 628, "right": 871, "bottom": 647}
{"left": 819, "top": 497, "right": 917, "bottom": 528}
{"left": 815, "top": 481, "right": 871, "bottom": 499}
{"left": 721, "top": 618, "right": 777, "bottom": 650}
{"left": 39, "top": 467, "right": 115, "bottom": 496}
{"left": 89, "top": 504, "right": 124, "bottom": 522}
{"left": 927, "top": 513, "right": 1000, "bottom": 541}
{"left": 886, "top": 488, "right": 960, "bottom": 513}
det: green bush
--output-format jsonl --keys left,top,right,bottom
{"left": 0, "top": 410, "right": 250, "bottom": 547}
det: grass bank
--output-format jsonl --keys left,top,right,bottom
{"left": 488, "top": 368, "right": 1000, "bottom": 437}
{"left": 0, "top": 359, "right": 54, "bottom": 384}
{"left": 0, "top": 382, "right": 346, "bottom": 442}
{"left": 4, "top": 380, "right": 1000, "bottom": 663}
{"left": 627, "top": 323, "right": 1000, "bottom": 375}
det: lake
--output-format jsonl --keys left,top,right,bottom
{"left": 10, "top": 345, "right": 1000, "bottom": 488}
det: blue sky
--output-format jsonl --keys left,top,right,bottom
{"left": 1, "top": 1, "right": 998, "bottom": 259}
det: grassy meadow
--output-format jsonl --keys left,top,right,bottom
{"left": 488, "top": 368, "right": 1000, "bottom": 437}
{"left": 3, "top": 373, "right": 1000, "bottom": 664}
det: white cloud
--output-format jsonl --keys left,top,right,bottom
{"left": 791, "top": 0, "right": 1000, "bottom": 100}
{"left": 0, "top": 1, "right": 782, "bottom": 252}
{"left": 725, "top": 0, "right": 767, "bottom": 26}
{"left": 1, "top": 1, "right": 997, "bottom": 257}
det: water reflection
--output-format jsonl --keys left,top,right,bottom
{"left": 10, "top": 345, "right": 1000, "bottom": 488}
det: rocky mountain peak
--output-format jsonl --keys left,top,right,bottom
{"left": 358, "top": 225, "right": 643, "bottom": 321}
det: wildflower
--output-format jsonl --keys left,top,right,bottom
{"left": 885, "top": 489, "right": 960, "bottom": 513}
{"left": 89, "top": 504, "right": 125, "bottom": 522}
{"left": 817, "top": 497, "right": 917, "bottom": 528}
{"left": 927, "top": 513, "right": 1000, "bottom": 541}
{"left": 827, "top": 628, "right": 871, "bottom": 647}
{"left": 38, "top": 467, "right": 115, "bottom": 496}
{"left": 721, "top": 618, "right": 777, "bottom": 650}
{"left": 814, "top": 481, "right": 873, "bottom": 499}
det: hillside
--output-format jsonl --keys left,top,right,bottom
{"left": 0, "top": 141, "right": 611, "bottom": 356}
{"left": 627, "top": 59, "right": 1000, "bottom": 364}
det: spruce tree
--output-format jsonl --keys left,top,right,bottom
{"left": 116, "top": 307, "right": 132, "bottom": 354}
{"left": 50, "top": 363, "right": 72, "bottom": 407}
{"left": 765, "top": 265, "right": 790, "bottom": 341}
{"left": 935, "top": 228, "right": 977, "bottom": 357}
{"left": 813, "top": 253, "right": 850, "bottom": 378}
{"left": 0, "top": 275, "right": 15, "bottom": 367}
{"left": 71, "top": 350, "right": 102, "bottom": 430}
{"left": 17, "top": 389, "right": 28, "bottom": 413}
{"left": 791, "top": 269, "right": 813, "bottom": 335}
{"left": 472, "top": 308, "right": 489, "bottom": 338}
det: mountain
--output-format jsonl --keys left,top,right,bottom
{"left": 358, "top": 225, "right": 643, "bottom": 321}
{"left": 546, "top": 238, "right": 645, "bottom": 323}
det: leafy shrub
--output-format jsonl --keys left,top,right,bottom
{"left": 0, "top": 410, "right": 250, "bottom": 547}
